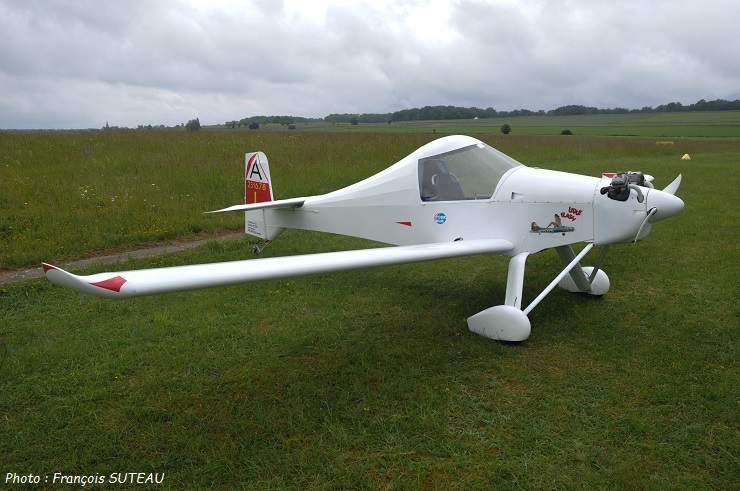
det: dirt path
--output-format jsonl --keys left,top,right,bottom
{"left": 0, "top": 233, "right": 244, "bottom": 286}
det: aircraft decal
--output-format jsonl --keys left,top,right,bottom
{"left": 434, "top": 213, "right": 447, "bottom": 224}
{"left": 396, "top": 221, "right": 413, "bottom": 227}
{"left": 245, "top": 153, "right": 271, "bottom": 204}
{"left": 90, "top": 276, "right": 127, "bottom": 292}
{"left": 530, "top": 209, "right": 578, "bottom": 235}
{"left": 530, "top": 224, "right": 575, "bottom": 235}
{"left": 560, "top": 206, "right": 583, "bottom": 222}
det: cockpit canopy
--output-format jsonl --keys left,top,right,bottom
{"left": 418, "top": 141, "right": 523, "bottom": 201}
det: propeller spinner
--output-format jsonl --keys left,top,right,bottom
{"left": 645, "top": 183, "right": 684, "bottom": 223}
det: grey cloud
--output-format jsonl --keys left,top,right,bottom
{"left": 0, "top": 0, "right": 738, "bottom": 129}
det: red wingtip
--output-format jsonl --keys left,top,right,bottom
{"left": 42, "top": 263, "right": 57, "bottom": 273}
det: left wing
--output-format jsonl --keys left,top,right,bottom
{"left": 43, "top": 239, "right": 513, "bottom": 299}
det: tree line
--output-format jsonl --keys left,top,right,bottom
{"left": 123, "top": 97, "right": 739, "bottom": 131}
{"left": 224, "top": 115, "right": 323, "bottom": 128}
{"left": 319, "top": 98, "right": 740, "bottom": 124}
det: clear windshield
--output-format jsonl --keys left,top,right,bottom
{"left": 418, "top": 142, "right": 522, "bottom": 201}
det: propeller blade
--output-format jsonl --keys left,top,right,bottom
{"left": 662, "top": 174, "right": 682, "bottom": 195}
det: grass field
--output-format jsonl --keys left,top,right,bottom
{"left": 2, "top": 126, "right": 738, "bottom": 271}
{"left": 1, "top": 126, "right": 738, "bottom": 489}
{"left": 213, "top": 111, "right": 740, "bottom": 138}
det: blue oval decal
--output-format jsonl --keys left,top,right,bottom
{"left": 434, "top": 213, "right": 447, "bottom": 224}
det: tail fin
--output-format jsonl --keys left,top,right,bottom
{"left": 244, "top": 152, "right": 284, "bottom": 240}
{"left": 245, "top": 152, "right": 274, "bottom": 204}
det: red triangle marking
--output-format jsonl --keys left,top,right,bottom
{"left": 91, "top": 276, "right": 127, "bottom": 293}
{"left": 396, "top": 221, "right": 412, "bottom": 227}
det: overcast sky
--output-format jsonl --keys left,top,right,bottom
{"left": 1, "top": 0, "right": 738, "bottom": 129}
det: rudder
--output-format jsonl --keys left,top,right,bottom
{"left": 243, "top": 152, "right": 284, "bottom": 241}
{"left": 245, "top": 152, "right": 273, "bottom": 204}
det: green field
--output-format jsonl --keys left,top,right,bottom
{"left": 2, "top": 125, "right": 738, "bottom": 271}
{"left": 1, "top": 125, "right": 738, "bottom": 489}
{"left": 213, "top": 111, "right": 740, "bottom": 138}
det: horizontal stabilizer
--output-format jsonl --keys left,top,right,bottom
{"left": 43, "top": 239, "right": 513, "bottom": 299}
{"left": 208, "top": 197, "right": 306, "bottom": 214}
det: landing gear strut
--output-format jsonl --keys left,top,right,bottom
{"left": 467, "top": 244, "right": 610, "bottom": 342}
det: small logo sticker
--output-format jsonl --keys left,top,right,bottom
{"left": 434, "top": 213, "right": 447, "bottom": 224}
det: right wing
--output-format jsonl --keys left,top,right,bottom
{"left": 43, "top": 239, "right": 513, "bottom": 299}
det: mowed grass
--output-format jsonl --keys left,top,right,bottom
{"left": 1, "top": 131, "right": 738, "bottom": 489}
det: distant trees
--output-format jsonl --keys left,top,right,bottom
{"left": 324, "top": 113, "right": 392, "bottom": 124}
{"left": 223, "top": 119, "right": 258, "bottom": 129}
{"left": 390, "top": 99, "right": 740, "bottom": 123}
{"left": 500, "top": 124, "right": 512, "bottom": 135}
{"left": 656, "top": 102, "right": 683, "bottom": 112}
{"left": 548, "top": 105, "right": 599, "bottom": 116}
{"left": 117, "top": 97, "right": 740, "bottom": 132}
{"left": 273, "top": 116, "right": 294, "bottom": 126}
{"left": 185, "top": 118, "right": 200, "bottom": 131}
{"left": 544, "top": 99, "right": 740, "bottom": 116}
{"left": 392, "top": 106, "right": 498, "bottom": 121}
{"left": 215, "top": 98, "right": 740, "bottom": 131}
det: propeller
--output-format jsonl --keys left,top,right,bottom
{"left": 662, "top": 174, "right": 682, "bottom": 195}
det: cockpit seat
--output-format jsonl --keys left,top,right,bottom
{"left": 420, "top": 159, "right": 464, "bottom": 201}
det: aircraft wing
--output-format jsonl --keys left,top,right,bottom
{"left": 43, "top": 239, "right": 513, "bottom": 299}
{"left": 208, "top": 197, "right": 306, "bottom": 213}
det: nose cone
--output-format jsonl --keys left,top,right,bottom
{"left": 646, "top": 189, "right": 684, "bottom": 222}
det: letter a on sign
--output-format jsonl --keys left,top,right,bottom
{"left": 245, "top": 152, "right": 274, "bottom": 204}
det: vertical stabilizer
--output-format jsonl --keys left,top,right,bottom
{"left": 245, "top": 152, "right": 273, "bottom": 204}
{"left": 244, "top": 152, "right": 280, "bottom": 239}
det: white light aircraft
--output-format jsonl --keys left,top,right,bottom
{"left": 43, "top": 135, "right": 684, "bottom": 342}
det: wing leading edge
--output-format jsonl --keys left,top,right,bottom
{"left": 43, "top": 239, "right": 513, "bottom": 299}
